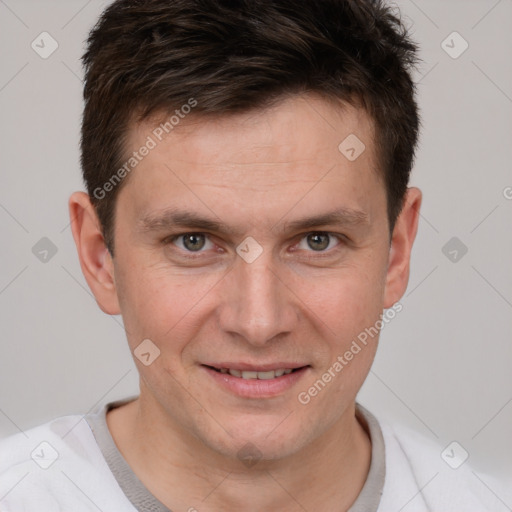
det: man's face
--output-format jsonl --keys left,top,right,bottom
{"left": 111, "top": 94, "right": 393, "bottom": 460}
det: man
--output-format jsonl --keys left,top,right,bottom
{"left": 1, "top": 0, "right": 510, "bottom": 510}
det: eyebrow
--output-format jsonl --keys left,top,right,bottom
{"left": 137, "top": 206, "right": 370, "bottom": 237}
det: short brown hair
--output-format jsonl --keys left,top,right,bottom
{"left": 81, "top": 0, "right": 421, "bottom": 254}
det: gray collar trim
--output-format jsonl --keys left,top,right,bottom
{"left": 85, "top": 397, "right": 385, "bottom": 512}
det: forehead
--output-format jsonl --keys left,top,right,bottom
{"left": 130, "top": 94, "right": 376, "bottom": 169}
{"left": 117, "top": 94, "right": 383, "bottom": 229}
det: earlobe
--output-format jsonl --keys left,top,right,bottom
{"left": 68, "top": 191, "right": 121, "bottom": 315}
{"left": 383, "top": 187, "right": 422, "bottom": 308}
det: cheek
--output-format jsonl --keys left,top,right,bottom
{"left": 115, "top": 259, "right": 220, "bottom": 352}
{"left": 115, "top": 239, "right": 387, "bottom": 359}
{"left": 295, "top": 269, "right": 384, "bottom": 411}
{"left": 292, "top": 260, "right": 386, "bottom": 339}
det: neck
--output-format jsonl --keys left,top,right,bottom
{"left": 107, "top": 394, "right": 371, "bottom": 512}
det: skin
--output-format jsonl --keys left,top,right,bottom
{"left": 69, "top": 93, "right": 421, "bottom": 511}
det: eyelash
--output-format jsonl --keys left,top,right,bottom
{"left": 164, "top": 231, "right": 345, "bottom": 258}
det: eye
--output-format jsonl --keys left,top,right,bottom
{"left": 171, "top": 233, "right": 215, "bottom": 252}
{"left": 296, "top": 232, "right": 342, "bottom": 252}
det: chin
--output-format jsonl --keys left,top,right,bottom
{"left": 210, "top": 434, "right": 302, "bottom": 465}
{"left": 201, "top": 415, "right": 312, "bottom": 464}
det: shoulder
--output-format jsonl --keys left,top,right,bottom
{"left": 0, "top": 414, "right": 93, "bottom": 471}
{"left": 377, "top": 415, "right": 512, "bottom": 511}
{"left": 0, "top": 413, "right": 134, "bottom": 512}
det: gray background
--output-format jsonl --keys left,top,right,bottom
{"left": 1, "top": 0, "right": 511, "bottom": 482}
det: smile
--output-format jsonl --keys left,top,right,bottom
{"left": 202, "top": 364, "right": 310, "bottom": 398}
{"left": 209, "top": 367, "right": 296, "bottom": 379}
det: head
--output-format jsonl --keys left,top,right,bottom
{"left": 70, "top": 0, "right": 422, "bottom": 463}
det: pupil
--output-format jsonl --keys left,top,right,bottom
{"left": 308, "top": 233, "right": 329, "bottom": 251}
{"left": 184, "top": 234, "right": 205, "bottom": 251}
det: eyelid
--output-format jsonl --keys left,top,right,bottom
{"left": 167, "top": 232, "right": 216, "bottom": 253}
{"left": 293, "top": 231, "right": 344, "bottom": 253}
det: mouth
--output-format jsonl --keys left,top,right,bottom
{"left": 201, "top": 363, "right": 310, "bottom": 398}
{"left": 204, "top": 365, "right": 304, "bottom": 380}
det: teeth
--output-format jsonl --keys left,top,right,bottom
{"left": 255, "top": 371, "right": 275, "bottom": 380}
{"left": 223, "top": 368, "right": 296, "bottom": 379}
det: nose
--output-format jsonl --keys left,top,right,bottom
{"left": 217, "top": 250, "right": 299, "bottom": 347}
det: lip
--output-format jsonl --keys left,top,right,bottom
{"left": 202, "top": 362, "right": 307, "bottom": 372}
{"left": 201, "top": 364, "right": 310, "bottom": 399}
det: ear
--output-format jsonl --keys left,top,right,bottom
{"left": 383, "top": 187, "right": 422, "bottom": 308}
{"left": 68, "top": 191, "right": 121, "bottom": 315}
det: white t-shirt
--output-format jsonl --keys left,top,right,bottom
{"left": 0, "top": 396, "right": 510, "bottom": 511}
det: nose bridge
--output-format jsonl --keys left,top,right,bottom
{"left": 219, "top": 250, "right": 296, "bottom": 345}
